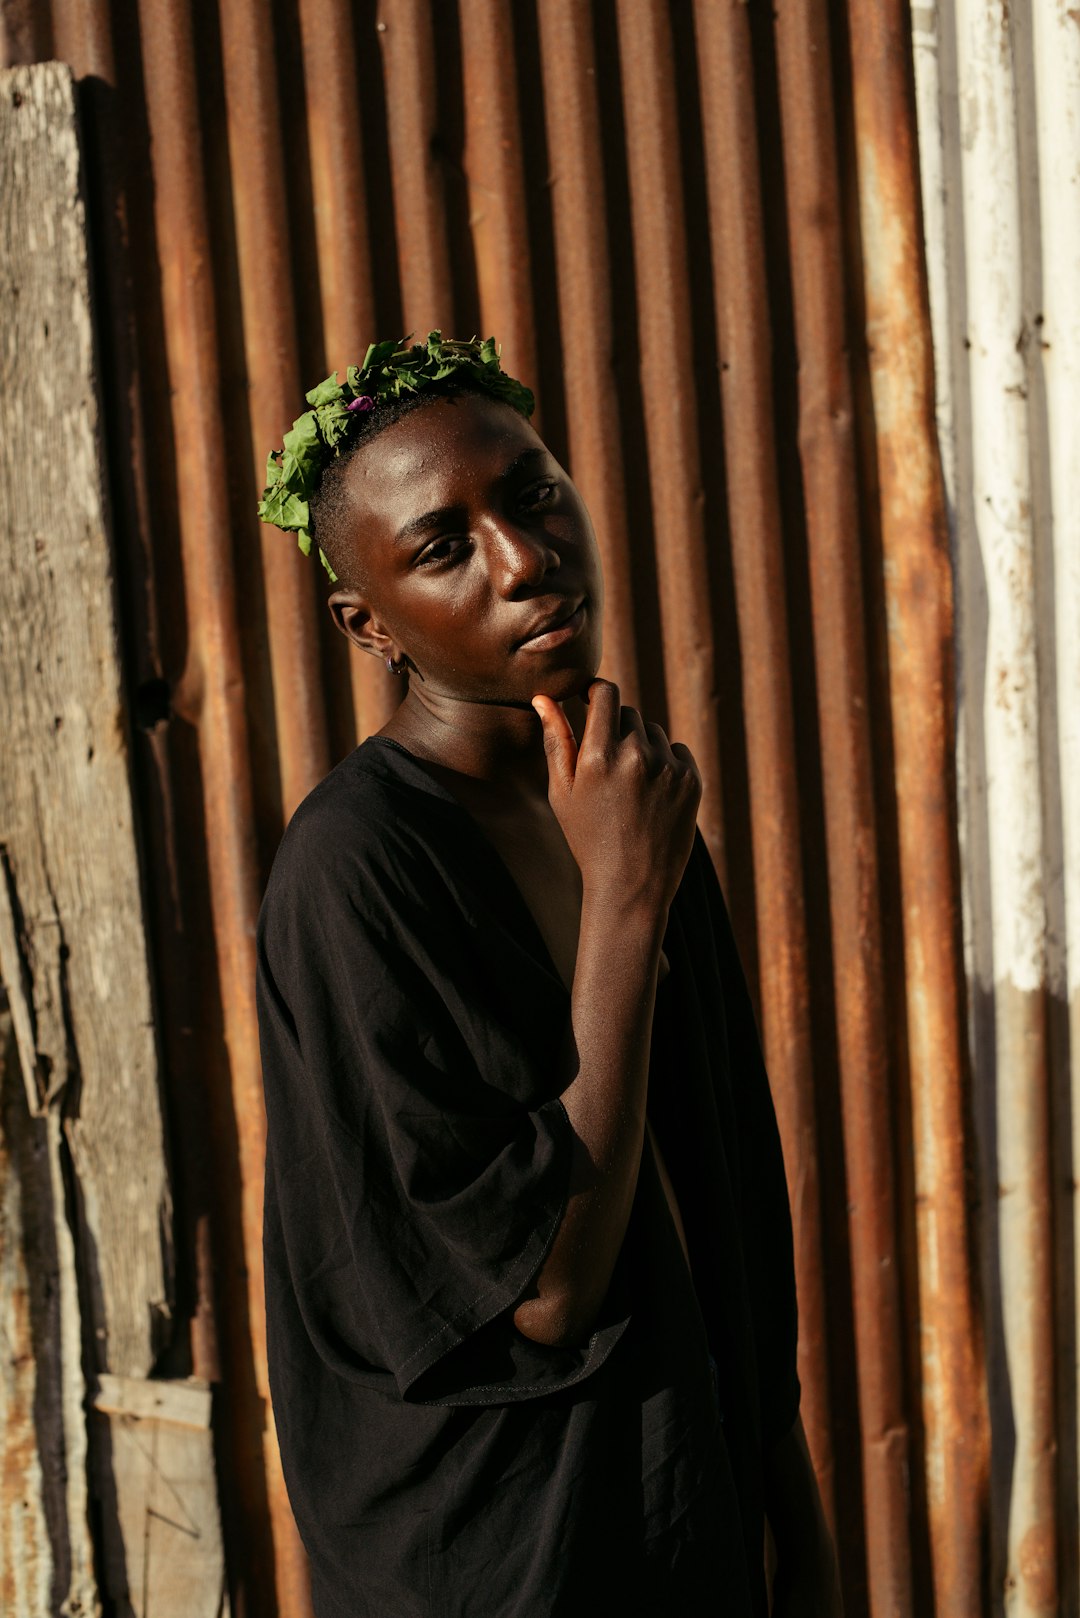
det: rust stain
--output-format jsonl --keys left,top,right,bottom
{"left": 844, "top": 0, "right": 990, "bottom": 1612}
{"left": 1017, "top": 1521, "right": 1057, "bottom": 1611}
{"left": 1, "top": 3, "right": 1044, "bottom": 1612}
{"left": 694, "top": 0, "right": 838, "bottom": 1536}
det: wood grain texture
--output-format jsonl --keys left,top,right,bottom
{"left": 0, "top": 61, "right": 227, "bottom": 1617}
{"left": 0, "top": 60, "right": 171, "bottom": 1382}
{"left": 0, "top": 1001, "right": 53, "bottom": 1616}
{"left": 93, "top": 1375, "right": 229, "bottom": 1618}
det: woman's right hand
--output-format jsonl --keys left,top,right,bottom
{"left": 531, "top": 679, "right": 702, "bottom": 912}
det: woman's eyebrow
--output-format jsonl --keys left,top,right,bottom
{"left": 393, "top": 448, "right": 551, "bottom": 546}
{"left": 394, "top": 505, "right": 465, "bottom": 546}
{"left": 495, "top": 446, "right": 549, "bottom": 484}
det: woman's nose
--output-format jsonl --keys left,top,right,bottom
{"left": 489, "top": 523, "right": 560, "bottom": 594}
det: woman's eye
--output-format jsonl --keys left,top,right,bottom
{"left": 519, "top": 480, "right": 558, "bottom": 511}
{"left": 417, "top": 537, "right": 468, "bottom": 566}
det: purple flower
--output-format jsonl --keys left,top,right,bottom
{"left": 346, "top": 394, "right": 375, "bottom": 413}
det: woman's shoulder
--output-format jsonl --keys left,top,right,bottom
{"left": 264, "top": 737, "right": 458, "bottom": 913}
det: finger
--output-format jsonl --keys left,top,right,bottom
{"left": 531, "top": 696, "right": 579, "bottom": 798}
{"left": 644, "top": 719, "right": 677, "bottom": 762}
{"left": 670, "top": 740, "right": 702, "bottom": 779}
{"left": 619, "top": 705, "right": 649, "bottom": 743}
{"left": 580, "top": 678, "right": 620, "bottom": 756}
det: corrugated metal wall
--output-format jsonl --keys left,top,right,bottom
{"left": 913, "top": 3, "right": 1080, "bottom": 1614}
{"left": 3, "top": 2, "right": 1071, "bottom": 1615}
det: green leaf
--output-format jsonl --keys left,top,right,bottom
{"left": 304, "top": 372, "right": 343, "bottom": 408}
{"left": 282, "top": 411, "right": 321, "bottom": 490}
{"left": 317, "top": 399, "right": 353, "bottom": 451}
{"left": 362, "top": 338, "right": 400, "bottom": 372}
{"left": 318, "top": 546, "right": 338, "bottom": 582}
{"left": 259, "top": 482, "right": 309, "bottom": 531}
{"left": 258, "top": 331, "right": 534, "bottom": 563}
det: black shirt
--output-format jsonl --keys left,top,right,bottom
{"left": 256, "top": 735, "right": 800, "bottom": 1617}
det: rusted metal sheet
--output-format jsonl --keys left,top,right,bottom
{"left": 48, "top": 0, "right": 112, "bottom": 79}
{"left": 459, "top": 0, "right": 537, "bottom": 404}
{"left": 0, "top": 1, "right": 50, "bottom": 66}
{"left": 768, "top": 1, "right": 914, "bottom": 1606}
{"left": 14, "top": 0, "right": 1080, "bottom": 1612}
{"left": 613, "top": 0, "right": 724, "bottom": 873}
{"left": 377, "top": 0, "right": 454, "bottom": 334}
{"left": 535, "top": 0, "right": 640, "bottom": 706}
{"left": 218, "top": 0, "right": 330, "bottom": 824}
{"left": 693, "top": 0, "right": 840, "bottom": 1540}
{"left": 132, "top": 3, "right": 311, "bottom": 1613}
{"left": 296, "top": 0, "right": 398, "bottom": 743}
{"left": 847, "top": 3, "right": 991, "bottom": 1613}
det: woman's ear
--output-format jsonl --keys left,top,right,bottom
{"left": 327, "top": 590, "right": 395, "bottom": 662}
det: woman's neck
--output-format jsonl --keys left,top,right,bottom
{"left": 377, "top": 687, "right": 587, "bottom": 803}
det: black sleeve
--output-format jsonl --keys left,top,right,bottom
{"left": 257, "top": 817, "right": 628, "bottom": 1408}
{"left": 692, "top": 831, "right": 802, "bottom": 1447}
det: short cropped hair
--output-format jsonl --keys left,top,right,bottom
{"left": 309, "top": 377, "right": 520, "bottom": 591}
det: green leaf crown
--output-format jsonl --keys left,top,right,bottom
{"left": 257, "top": 332, "right": 535, "bottom": 582}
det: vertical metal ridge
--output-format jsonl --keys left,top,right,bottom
{"left": 535, "top": 0, "right": 640, "bottom": 706}
{"left": 612, "top": 0, "right": 723, "bottom": 870}
{"left": 767, "top": 0, "right": 915, "bottom": 1602}
{"left": 1030, "top": 4, "right": 1080, "bottom": 1606}
{"left": 692, "top": 0, "right": 838, "bottom": 1536}
{"left": 296, "top": 0, "right": 399, "bottom": 745}
{"left": 848, "top": 2, "right": 991, "bottom": 1611}
{"left": 217, "top": 0, "right": 330, "bottom": 825}
{"left": 14, "top": 3, "right": 1080, "bottom": 1607}
{"left": 0, "top": 1, "right": 52, "bottom": 67}
{"left": 377, "top": 0, "right": 454, "bottom": 334}
{"left": 950, "top": 0, "right": 1056, "bottom": 1610}
{"left": 48, "top": 0, "right": 112, "bottom": 79}
{"left": 459, "top": 0, "right": 537, "bottom": 399}
{"left": 134, "top": 1, "right": 310, "bottom": 1611}
{"left": 297, "top": 0, "right": 375, "bottom": 381}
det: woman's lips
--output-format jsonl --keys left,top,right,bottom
{"left": 515, "top": 599, "right": 587, "bottom": 652}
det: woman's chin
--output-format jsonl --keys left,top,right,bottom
{"left": 529, "top": 660, "right": 601, "bottom": 705}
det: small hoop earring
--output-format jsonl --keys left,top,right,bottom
{"left": 386, "top": 654, "right": 407, "bottom": 676}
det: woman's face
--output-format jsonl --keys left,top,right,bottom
{"left": 328, "top": 393, "right": 605, "bottom": 707}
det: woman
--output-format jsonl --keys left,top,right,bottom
{"left": 256, "top": 337, "right": 841, "bottom": 1616}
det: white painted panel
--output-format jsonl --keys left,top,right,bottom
{"left": 1031, "top": 0, "right": 1080, "bottom": 1595}
{"left": 914, "top": 1, "right": 1066, "bottom": 1612}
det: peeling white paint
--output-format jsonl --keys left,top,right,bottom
{"left": 1031, "top": 2, "right": 1080, "bottom": 1006}
{"left": 913, "top": 1, "right": 1072, "bottom": 1613}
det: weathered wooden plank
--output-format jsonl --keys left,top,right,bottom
{"left": 0, "top": 999, "right": 52, "bottom": 1617}
{"left": 0, "top": 988, "right": 97, "bottom": 1618}
{"left": 0, "top": 57, "right": 171, "bottom": 1386}
{"left": 95, "top": 1374, "right": 212, "bottom": 1433}
{"left": 0, "top": 61, "right": 225, "bottom": 1616}
{"left": 93, "top": 1375, "right": 229, "bottom": 1618}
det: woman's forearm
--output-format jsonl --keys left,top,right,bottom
{"left": 512, "top": 880, "right": 667, "bottom": 1347}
